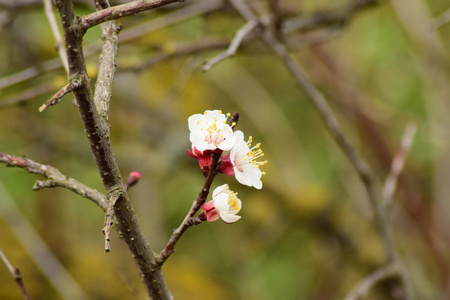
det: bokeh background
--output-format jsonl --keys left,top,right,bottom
{"left": 1, "top": 0, "right": 450, "bottom": 299}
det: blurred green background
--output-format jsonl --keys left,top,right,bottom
{"left": 1, "top": 0, "right": 450, "bottom": 299}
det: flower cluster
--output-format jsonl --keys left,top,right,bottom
{"left": 188, "top": 110, "right": 267, "bottom": 224}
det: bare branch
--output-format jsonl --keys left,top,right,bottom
{"left": 54, "top": 0, "right": 172, "bottom": 297}
{"left": 344, "top": 263, "right": 399, "bottom": 300}
{"left": 0, "top": 247, "right": 31, "bottom": 300}
{"left": 281, "top": 0, "right": 379, "bottom": 34}
{"left": 230, "top": 0, "right": 397, "bottom": 263}
{"left": 157, "top": 114, "right": 239, "bottom": 264}
{"left": 203, "top": 19, "right": 257, "bottom": 71}
{"left": 0, "top": 0, "right": 222, "bottom": 91}
{"left": 102, "top": 192, "right": 119, "bottom": 252}
{"left": 124, "top": 40, "right": 228, "bottom": 72}
{"left": 383, "top": 123, "right": 417, "bottom": 207}
{"left": 39, "top": 77, "right": 83, "bottom": 112}
{"left": 93, "top": 0, "right": 121, "bottom": 122}
{"left": 81, "top": 0, "right": 182, "bottom": 30}
{"left": 43, "top": 0, "right": 69, "bottom": 73}
{"left": 431, "top": 7, "right": 450, "bottom": 30}
{"left": 156, "top": 151, "right": 221, "bottom": 264}
{"left": 0, "top": 151, "right": 108, "bottom": 210}
{"left": 0, "top": 181, "right": 89, "bottom": 300}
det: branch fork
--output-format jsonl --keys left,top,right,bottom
{"left": 39, "top": 77, "right": 83, "bottom": 112}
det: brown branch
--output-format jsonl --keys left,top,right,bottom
{"left": 125, "top": 40, "right": 229, "bottom": 72}
{"left": 102, "top": 192, "right": 119, "bottom": 252}
{"left": 0, "top": 247, "right": 31, "bottom": 300}
{"left": 382, "top": 123, "right": 417, "bottom": 207}
{"left": 43, "top": 0, "right": 68, "bottom": 73}
{"left": 156, "top": 112, "right": 239, "bottom": 264}
{"left": 227, "top": 1, "right": 414, "bottom": 298}
{"left": 344, "top": 263, "right": 400, "bottom": 300}
{"left": 38, "top": 77, "right": 83, "bottom": 112}
{"left": 231, "top": 0, "right": 398, "bottom": 268}
{"left": 281, "top": 0, "right": 380, "bottom": 34}
{"left": 0, "top": 151, "right": 108, "bottom": 210}
{"left": 81, "top": 0, "right": 182, "bottom": 30}
{"left": 156, "top": 151, "right": 221, "bottom": 264}
{"left": 431, "top": 7, "right": 450, "bottom": 30}
{"left": 93, "top": 0, "right": 121, "bottom": 122}
{"left": 54, "top": 0, "right": 172, "bottom": 298}
{"left": 203, "top": 19, "right": 258, "bottom": 71}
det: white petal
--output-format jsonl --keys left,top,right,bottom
{"left": 212, "top": 184, "right": 228, "bottom": 198}
{"left": 235, "top": 166, "right": 262, "bottom": 189}
{"left": 188, "top": 114, "right": 204, "bottom": 132}
{"left": 213, "top": 193, "right": 231, "bottom": 212}
{"left": 217, "top": 127, "right": 236, "bottom": 150}
{"left": 219, "top": 213, "right": 241, "bottom": 223}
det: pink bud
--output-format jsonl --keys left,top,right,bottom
{"left": 187, "top": 147, "right": 213, "bottom": 176}
{"left": 126, "top": 171, "right": 141, "bottom": 189}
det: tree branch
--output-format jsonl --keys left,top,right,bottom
{"left": 230, "top": 0, "right": 398, "bottom": 270}
{"left": 0, "top": 247, "right": 31, "bottom": 300}
{"left": 203, "top": 19, "right": 257, "bottom": 71}
{"left": 156, "top": 151, "right": 221, "bottom": 264}
{"left": 38, "top": 77, "right": 83, "bottom": 112}
{"left": 344, "top": 263, "right": 400, "bottom": 300}
{"left": 54, "top": 0, "right": 172, "bottom": 298}
{"left": 43, "top": 0, "right": 69, "bottom": 73}
{"left": 0, "top": 151, "right": 108, "bottom": 210}
{"left": 156, "top": 112, "right": 239, "bottom": 264}
{"left": 382, "top": 123, "right": 417, "bottom": 207}
{"left": 81, "top": 0, "right": 182, "bottom": 30}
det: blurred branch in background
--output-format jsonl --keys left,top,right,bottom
{"left": 383, "top": 123, "right": 417, "bottom": 208}
{"left": 0, "top": 246, "right": 31, "bottom": 300}
{"left": 0, "top": 180, "right": 89, "bottom": 300}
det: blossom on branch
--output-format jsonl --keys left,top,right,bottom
{"left": 200, "top": 184, "right": 241, "bottom": 223}
{"left": 188, "top": 110, "right": 235, "bottom": 152}
{"left": 221, "top": 130, "right": 267, "bottom": 189}
{"left": 187, "top": 146, "right": 212, "bottom": 175}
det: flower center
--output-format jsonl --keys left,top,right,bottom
{"left": 227, "top": 191, "right": 240, "bottom": 211}
{"left": 235, "top": 136, "right": 268, "bottom": 173}
{"left": 200, "top": 114, "right": 229, "bottom": 147}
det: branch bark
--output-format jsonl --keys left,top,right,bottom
{"left": 0, "top": 151, "right": 108, "bottom": 210}
{"left": 53, "top": 0, "right": 173, "bottom": 298}
{"left": 81, "top": 0, "right": 182, "bottom": 30}
{"left": 0, "top": 247, "right": 31, "bottom": 300}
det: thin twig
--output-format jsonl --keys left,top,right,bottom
{"left": 156, "top": 113, "right": 239, "bottom": 264}
{"left": 430, "top": 8, "right": 450, "bottom": 30}
{"left": 203, "top": 19, "right": 257, "bottom": 71}
{"left": 102, "top": 192, "right": 119, "bottom": 252}
{"left": 383, "top": 123, "right": 417, "bottom": 207}
{"left": 0, "top": 181, "right": 89, "bottom": 300}
{"left": 81, "top": 0, "right": 182, "bottom": 30}
{"left": 230, "top": 0, "right": 397, "bottom": 260}
{"left": 38, "top": 77, "right": 83, "bottom": 112}
{"left": 344, "top": 263, "right": 399, "bottom": 300}
{"left": 0, "top": 247, "right": 31, "bottom": 300}
{"left": 0, "top": 151, "right": 108, "bottom": 210}
{"left": 0, "top": 0, "right": 222, "bottom": 92}
{"left": 156, "top": 151, "right": 220, "bottom": 264}
{"left": 126, "top": 40, "right": 228, "bottom": 72}
{"left": 43, "top": 0, "right": 69, "bottom": 73}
